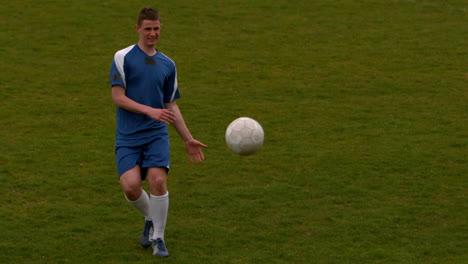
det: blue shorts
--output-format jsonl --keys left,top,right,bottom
{"left": 115, "top": 135, "right": 170, "bottom": 179}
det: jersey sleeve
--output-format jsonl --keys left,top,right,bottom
{"left": 110, "top": 52, "right": 126, "bottom": 88}
{"left": 163, "top": 65, "right": 180, "bottom": 103}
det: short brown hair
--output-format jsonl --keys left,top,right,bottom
{"left": 137, "top": 6, "right": 160, "bottom": 26}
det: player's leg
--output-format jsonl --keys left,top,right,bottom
{"left": 120, "top": 167, "right": 154, "bottom": 248}
{"left": 116, "top": 147, "right": 153, "bottom": 248}
{"left": 147, "top": 167, "right": 169, "bottom": 257}
{"left": 141, "top": 136, "right": 170, "bottom": 257}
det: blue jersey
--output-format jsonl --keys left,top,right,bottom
{"left": 110, "top": 44, "right": 180, "bottom": 147}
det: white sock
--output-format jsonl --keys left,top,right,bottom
{"left": 150, "top": 192, "right": 169, "bottom": 240}
{"left": 126, "top": 190, "right": 151, "bottom": 221}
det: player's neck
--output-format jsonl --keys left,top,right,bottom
{"left": 137, "top": 43, "right": 157, "bottom": 56}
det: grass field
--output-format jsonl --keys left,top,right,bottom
{"left": 0, "top": 0, "right": 466, "bottom": 263}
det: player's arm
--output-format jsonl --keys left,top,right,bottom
{"left": 111, "top": 85, "right": 175, "bottom": 124}
{"left": 165, "top": 101, "right": 207, "bottom": 163}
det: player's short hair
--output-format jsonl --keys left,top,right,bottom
{"left": 137, "top": 6, "right": 160, "bottom": 26}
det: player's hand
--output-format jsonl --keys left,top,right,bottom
{"left": 185, "top": 139, "right": 207, "bottom": 163}
{"left": 147, "top": 108, "right": 176, "bottom": 124}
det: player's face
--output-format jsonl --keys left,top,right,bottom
{"left": 136, "top": 20, "right": 161, "bottom": 48}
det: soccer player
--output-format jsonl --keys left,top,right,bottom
{"left": 109, "top": 6, "right": 207, "bottom": 257}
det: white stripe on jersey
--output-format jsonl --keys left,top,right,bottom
{"left": 113, "top": 44, "right": 135, "bottom": 88}
{"left": 170, "top": 70, "right": 178, "bottom": 102}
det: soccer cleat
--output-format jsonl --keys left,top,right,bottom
{"left": 152, "top": 238, "right": 169, "bottom": 257}
{"left": 140, "top": 220, "right": 153, "bottom": 248}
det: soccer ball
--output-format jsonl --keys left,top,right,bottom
{"left": 225, "top": 117, "right": 264, "bottom": 155}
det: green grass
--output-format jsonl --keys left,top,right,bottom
{"left": 1, "top": 0, "right": 467, "bottom": 263}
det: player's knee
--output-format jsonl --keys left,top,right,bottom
{"left": 124, "top": 188, "right": 141, "bottom": 201}
{"left": 148, "top": 168, "right": 166, "bottom": 185}
{"left": 148, "top": 173, "right": 167, "bottom": 195}
{"left": 150, "top": 178, "right": 166, "bottom": 192}
{"left": 121, "top": 181, "right": 142, "bottom": 201}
